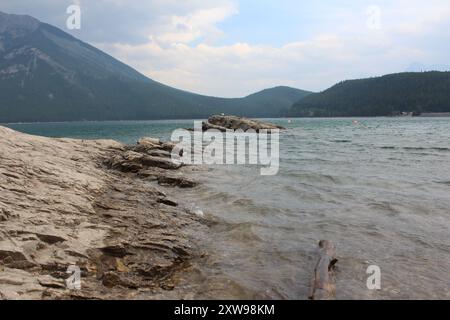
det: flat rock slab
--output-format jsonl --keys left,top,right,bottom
{"left": 205, "top": 115, "right": 286, "bottom": 132}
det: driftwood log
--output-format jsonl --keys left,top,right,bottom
{"left": 309, "top": 240, "right": 338, "bottom": 300}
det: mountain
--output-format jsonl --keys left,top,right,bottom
{"left": 0, "top": 11, "right": 311, "bottom": 122}
{"left": 289, "top": 71, "right": 450, "bottom": 117}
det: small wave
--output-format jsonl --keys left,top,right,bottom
{"left": 299, "top": 172, "right": 341, "bottom": 185}
{"left": 398, "top": 232, "right": 434, "bottom": 249}
{"left": 435, "top": 181, "right": 450, "bottom": 186}
{"left": 232, "top": 198, "right": 256, "bottom": 206}
{"left": 332, "top": 139, "right": 351, "bottom": 143}
{"left": 403, "top": 147, "right": 426, "bottom": 151}
{"left": 380, "top": 146, "right": 397, "bottom": 149}
{"left": 380, "top": 146, "right": 450, "bottom": 152}
{"left": 198, "top": 190, "right": 235, "bottom": 202}
{"left": 403, "top": 147, "right": 450, "bottom": 152}
{"left": 432, "top": 147, "right": 450, "bottom": 152}
{"left": 212, "top": 222, "right": 263, "bottom": 242}
{"left": 308, "top": 174, "right": 340, "bottom": 184}
{"left": 369, "top": 202, "right": 401, "bottom": 216}
{"left": 282, "top": 185, "right": 299, "bottom": 194}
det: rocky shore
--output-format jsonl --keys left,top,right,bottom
{"left": 0, "top": 126, "right": 206, "bottom": 299}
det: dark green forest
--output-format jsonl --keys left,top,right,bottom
{"left": 289, "top": 72, "right": 450, "bottom": 117}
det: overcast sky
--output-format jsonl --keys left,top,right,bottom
{"left": 1, "top": 0, "right": 450, "bottom": 97}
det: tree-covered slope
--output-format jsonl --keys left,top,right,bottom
{"left": 289, "top": 72, "right": 450, "bottom": 117}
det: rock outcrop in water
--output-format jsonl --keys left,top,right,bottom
{"left": 199, "top": 115, "right": 285, "bottom": 132}
{"left": 0, "top": 126, "right": 204, "bottom": 300}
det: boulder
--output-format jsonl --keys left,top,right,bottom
{"left": 206, "top": 115, "right": 285, "bottom": 132}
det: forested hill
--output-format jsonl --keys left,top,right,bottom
{"left": 289, "top": 72, "right": 450, "bottom": 117}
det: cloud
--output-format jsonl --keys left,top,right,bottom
{"left": 157, "top": 2, "right": 238, "bottom": 44}
{"left": 95, "top": 32, "right": 424, "bottom": 97}
{"left": 0, "top": 0, "right": 237, "bottom": 44}
{"left": 1, "top": 0, "right": 450, "bottom": 96}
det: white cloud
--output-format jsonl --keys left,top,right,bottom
{"left": 93, "top": 0, "right": 450, "bottom": 96}
{"left": 157, "top": 2, "right": 238, "bottom": 44}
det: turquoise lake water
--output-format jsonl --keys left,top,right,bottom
{"left": 4, "top": 117, "right": 450, "bottom": 299}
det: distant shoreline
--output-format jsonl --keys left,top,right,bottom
{"left": 2, "top": 115, "right": 450, "bottom": 125}
{"left": 419, "top": 112, "right": 450, "bottom": 117}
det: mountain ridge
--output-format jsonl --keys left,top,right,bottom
{"left": 289, "top": 71, "right": 450, "bottom": 117}
{"left": 0, "top": 11, "right": 312, "bottom": 122}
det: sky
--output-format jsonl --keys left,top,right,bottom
{"left": 1, "top": 0, "right": 450, "bottom": 97}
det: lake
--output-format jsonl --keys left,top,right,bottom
{"left": 5, "top": 117, "right": 450, "bottom": 299}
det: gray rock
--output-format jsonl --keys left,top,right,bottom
{"left": 206, "top": 115, "right": 285, "bottom": 132}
